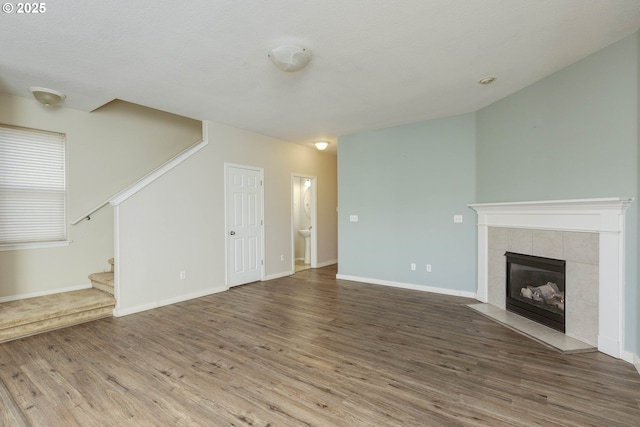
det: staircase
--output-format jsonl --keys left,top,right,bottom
{"left": 0, "top": 258, "right": 116, "bottom": 343}
{"left": 89, "top": 258, "right": 114, "bottom": 295}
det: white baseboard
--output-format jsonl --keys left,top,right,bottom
{"left": 158, "top": 287, "right": 228, "bottom": 307}
{"left": 620, "top": 350, "right": 634, "bottom": 364}
{"left": 113, "top": 286, "right": 228, "bottom": 317}
{"left": 633, "top": 353, "right": 640, "bottom": 374}
{"left": 316, "top": 259, "right": 338, "bottom": 268}
{"left": 263, "top": 270, "right": 294, "bottom": 281}
{"left": 262, "top": 260, "right": 337, "bottom": 281}
{"left": 113, "top": 302, "right": 157, "bottom": 317}
{"left": 0, "top": 283, "right": 92, "bottom": 303}
{"left": 335, "top": 274, "right": 477, "bottom": 299}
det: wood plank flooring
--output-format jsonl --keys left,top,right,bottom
{"left": 0, "top": 265, "right": 639, "bottom": 426}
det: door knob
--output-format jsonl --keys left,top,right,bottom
{"left": 230, "top": 231, "right": 236, "bottom": 235}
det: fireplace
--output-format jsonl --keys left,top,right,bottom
{"left": 469, "top": 198, "right": 632, "bottom": 359}
{"left": 505, "top": 252, "right": 566, "bottom": 333}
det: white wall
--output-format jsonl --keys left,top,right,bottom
{"left": 115, "top": 121, "right": 338, "bottom": 315}
{"left": 0, "top": 94, "right": 202, "bottom": 298}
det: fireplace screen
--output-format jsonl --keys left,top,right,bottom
{"left": 505, "top": 252, "right": 566, "bottom": 332}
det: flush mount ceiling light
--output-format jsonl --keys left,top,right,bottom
{"left": 268, "top": 45, "right": 311, "bottom": 72}
{"left": 314, "top": 140, "right": 329, "bottom": 151}
{"left": 29, "top": 87, "right": 66, "bottom": 107}
{"left": 478, "top": 76, "right": 496, "bottom": 85}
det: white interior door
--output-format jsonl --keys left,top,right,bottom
{"left": 226, "top": 165, "right": 263, "bottom": 287}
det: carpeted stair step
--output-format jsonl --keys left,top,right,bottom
{"left": 0, "top": 289, "right": 115, "bottom": 343}
{"left": 89, "top": 271, "right": 114, "bottom": 295}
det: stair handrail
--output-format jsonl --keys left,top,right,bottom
{"left": 71, "top": 122, "right": 209, "bottom": 225}
{"left": 71, "top": 199, "right": 111, "bottom": 225}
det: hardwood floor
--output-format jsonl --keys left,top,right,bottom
{"left": 1, "top": 265, "right": 639, "bottom": 426}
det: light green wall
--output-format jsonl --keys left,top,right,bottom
{"left": 476, "top": 33, "right": 639, "bottom": 353}
{"left": 338, "top": 113, "right": 477, "bottom": 291}
{"left": 476, "top": 35, "right": 638, "bottom": 203}
{"left": 337, "top": 32, "right": 639, "bottom": 355}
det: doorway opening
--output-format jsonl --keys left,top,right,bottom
{"left": 291, "top": 175, "right": 317, "bottom": 272}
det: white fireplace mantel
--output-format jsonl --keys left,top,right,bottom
{"left": 468, "top": 197, "right": 633, "bottom": 359}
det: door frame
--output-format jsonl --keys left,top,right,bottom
{"left": 291, "top": 173, "right": 318, "bottom": 270}
{"left": 224, "top": 163, "right": 265, "bottom": 287}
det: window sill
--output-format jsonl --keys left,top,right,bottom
{"left": 0, "top": 240, "right": 71, "bottom": 252}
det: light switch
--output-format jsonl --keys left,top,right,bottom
{"left": 454, "top": 215, "right": 463, "bottom": 223}
{"left": 350, "top": 215, "right": 359, "bottom": 222}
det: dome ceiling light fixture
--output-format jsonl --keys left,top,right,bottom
{"left": 314, "top": 140, "right": 330, "bottom": 151}
{"left": 478, "top": 76, "right": 496, "bottom": 85}
{"left": 268, "top": 45, "right": 311, "bottom": 72}
{"left": 29, "top": 87, "right": 66, "bottom": 107}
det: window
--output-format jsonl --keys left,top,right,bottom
{"left": 0, "top": 124, "right": 67, "bottom": 249}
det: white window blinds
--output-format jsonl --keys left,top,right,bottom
{"left": 0, "top": 125, "right": 66, "bottom": 246}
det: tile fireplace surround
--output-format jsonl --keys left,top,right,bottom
{"left": 469, "top": 198, "right": 633, "bottom": 360}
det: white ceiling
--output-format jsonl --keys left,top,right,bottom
{"left": 2, "top": 0, "right": 640, "bottom": 153}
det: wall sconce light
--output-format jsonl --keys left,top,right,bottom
{"left": 314, "top": 141, "right": 329, "bottom": 151}
{"left": 29, "top": 87, "right": 66, "bottom": 107}
{"left": 268, "top": 45, "right": 311, "bottom": 72}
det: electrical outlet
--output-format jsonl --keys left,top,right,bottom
{"left": 411, "top": 263, "right": 416, "bottom": 271}
{"left": 426, "top": 264, "right": 432, "bottom": 272}
{"left": 280, "top": 255, "right": 284, "bottom": 262}
{"left": 179, "top": 270, "right": 186, "bottom": 280}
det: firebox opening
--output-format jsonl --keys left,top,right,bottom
{"left": 505, "top": 252, "right": 566, "bottom": 333}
